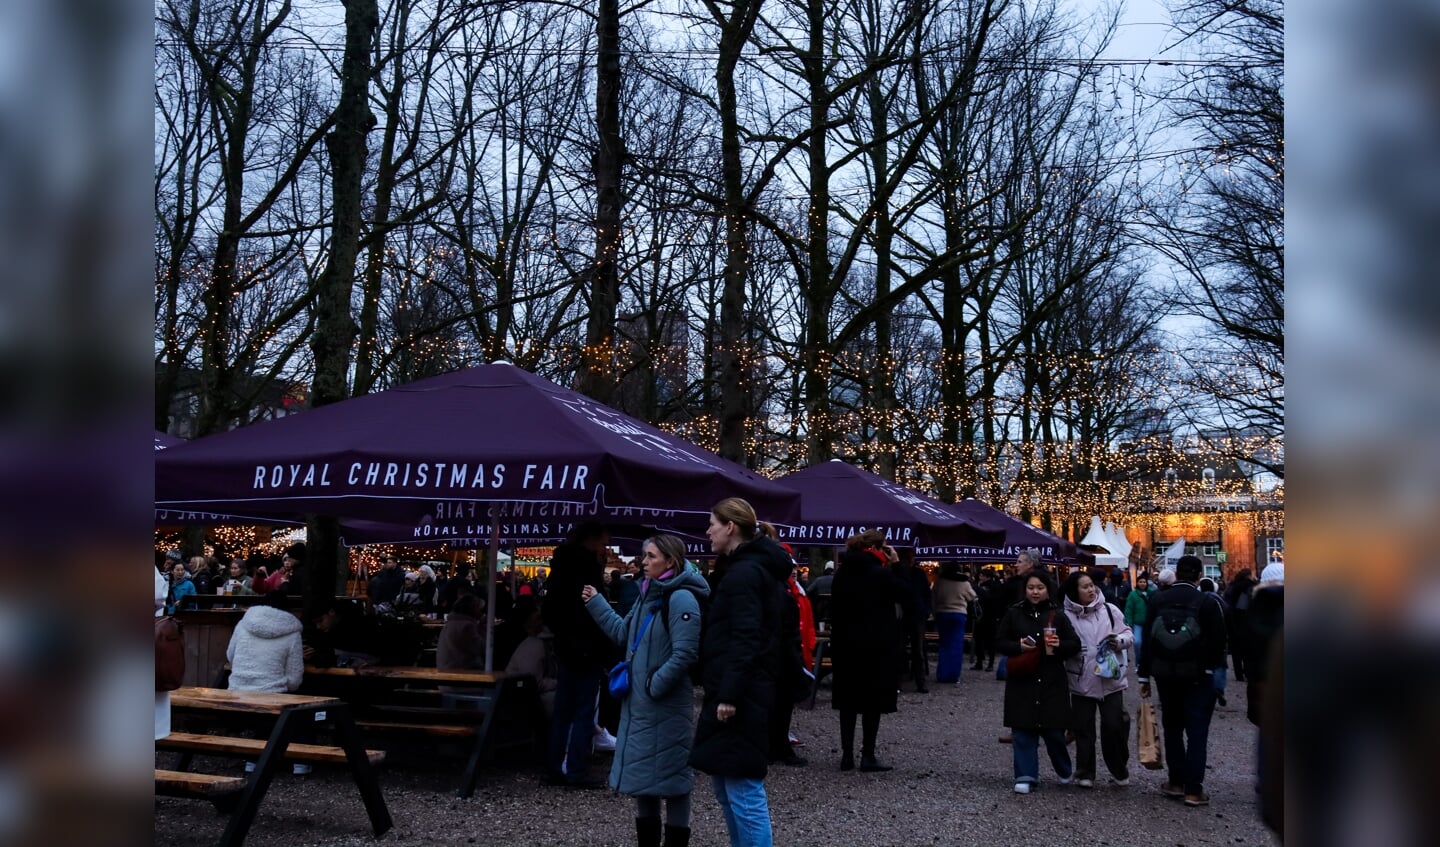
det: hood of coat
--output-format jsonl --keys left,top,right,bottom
{"left": 445, "top": 611, "right": 483, "bottom": 627}
{"left": 643, "top": 565, "right": 711, "bottom": 605}
{"left": 1063, "top": 590, "right": 1108, "bottom": 617}
{"left": 736, "top": 535, "right": 795, "bottom": 583}
{"left": 237, "top": 605, "right": 303, "bottom": 640}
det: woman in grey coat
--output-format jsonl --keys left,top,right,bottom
{"left": 584, "top": 534, "right": 709, "bottom": 847}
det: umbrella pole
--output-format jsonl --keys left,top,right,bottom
{"left": 485, "top": 513, "right": 500, "bottom": 672}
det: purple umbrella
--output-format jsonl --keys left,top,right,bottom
{"left": 915, "top": 498, "right": 1093, "bottom": 566}
{"left": 772, "top": 461, "right": 1005, "bottom": 548}
{"left": 156, "top": 362, "right": 799, "bottom": 525}
{"left": 156, "top": 364, "right": 801, "bottom": 669}
{"left": 155, "top": 432, "right": 305, "bottom": 527}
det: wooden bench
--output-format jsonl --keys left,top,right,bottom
{"left": 158, "top": 731, "right": 387, "bottom": 766}
{"left": 155, "top": 768, "right": 246, "bottom": 800}
{"left": 161, "top": 687, "right": 392, "bottom": 847}
{"left": 302, "top": 665, "right": 541, "bottom": 798}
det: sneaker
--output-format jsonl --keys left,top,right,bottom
{"left": 1160, "top": 782, "right": 1185, "bottom": 798}
{"left": 1184, "top": 793, "right": 1211, "bottom": 807}
{"left": 1013, "top": 782, "right": 1031, "bottom": 794}
{"left": 1109, "top": 776, "right": 1130, "bottom": 787}
{"left": 291, "top": 763, "right": 312, "bottom": 776}
{"left": 1058, "top": 775, "right": 1073, "bottom": 785}
{"left": 788, "top": 732, "right": 803, "bottom": 746}
{"left": 1076, "top": 778, "right": 1093, "bottom": 788}
{"left": 594, "top": 728, "right": 617, "bottom": 751}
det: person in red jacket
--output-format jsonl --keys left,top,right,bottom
{"left": 768, "top": 543, "right": 817, "bottom": 767}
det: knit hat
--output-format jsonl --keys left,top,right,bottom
{"left": 1260, "top": 562, "right": 1284, "bottom": 584}
{"left": 165, "top": 549, "right": 184, "bottom": 562}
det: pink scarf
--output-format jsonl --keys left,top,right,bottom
{"left": 640, "top": 568, "right": 676, "bottom": 597}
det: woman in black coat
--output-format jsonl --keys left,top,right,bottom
{"left": 690, "top": 498, "right": 791, "bottom": 847}
{"left": 828, "top": 530, "right": 906, "bottom": 772}
{"left": 996, "top": 569, "right": 1081, "bottom": 794}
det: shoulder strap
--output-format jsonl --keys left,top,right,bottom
{"left": 659, "top": 587, "right": 693, "bottom": 633}
{"left": 628, "top": 610, "right": 657, "bottom": 659}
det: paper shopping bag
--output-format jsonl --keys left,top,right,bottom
{"left": 1137, "top": 697, "right": 1164, "bottom": 770}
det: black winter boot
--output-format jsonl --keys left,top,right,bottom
{"left": 859, "top": 752, "right": 893, "bottom": 772}
{"left": 840, "top": 751, "right": 855, "bottom": 771}
{"left": 636, "top": 816, "right": 662, "bottom": 847}
{"left": 662, "top": 825, "right": 691, "bottom": 847}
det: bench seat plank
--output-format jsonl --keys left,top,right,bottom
{"left": 155, "top": 769, "right": 246, "bottom": 798}
{"left": 158, "top": 732, "right": 386, "bottom": 766}
{"left": 354, "top": 720, "right": 477, "bottom": 739}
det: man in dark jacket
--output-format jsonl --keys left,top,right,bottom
{"left": 541, "top": 522, "right": 612, "bottom": 789}
{"left": 1223, "top": 568, "right": 1258, "bottom": 680}
{"left": 690, "top": 499, "right": 790, "bottom": 847}
{"left": 368, "top": 555, "right": 406, "bottom": 607}
{"left": 892, "top": 549, "right": 932, "bottom": 692}
{"left": 975, "top": 569, "right": 1006, "bottom": 671}
{"left": 1139, "top": 554, "right": 1228, "bottom": 807}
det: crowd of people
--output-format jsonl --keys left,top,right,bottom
{"left": 157, "top": 512, "right": 1284, "bottom": 847}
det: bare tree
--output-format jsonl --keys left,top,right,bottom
{"left": 308, "top": 0, "right": 379, "bottom": 610}
{"left": 154, "top": 0, "right": 332, "bottom": 434}
{"left": 1149, "top": 0, "right": 1283, "bottom": 475}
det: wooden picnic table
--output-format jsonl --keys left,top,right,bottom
{"left": 301, "top": 664, "right": 539, "bottom": 798}
{"left": 160, "top": 687, "right": 392, "bottom": 847}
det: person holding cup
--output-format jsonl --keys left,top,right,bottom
{"left": 226, "top": 559, "right": 255, "bottom": 596}
{"left": 996, "top": 569, "right": 1080, "bottom": 794}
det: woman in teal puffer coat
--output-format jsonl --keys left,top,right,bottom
{"left": 585, "top": 534, "right": 709, "bottom": 847}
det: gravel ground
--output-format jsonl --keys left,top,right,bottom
{"left": 155, "top": 666, "right": 1279, "bottom": 847}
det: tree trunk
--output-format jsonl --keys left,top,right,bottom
{"left": 308, "top": 0, "right": 377, "bottom": 619}
{"left": 712, "top": 0, "right": 764, "bottom": 464}
{"left": 581, "top": 0, "right": 623, "bottom": 404}
{"left": 802, "top": 0, "right": 834, "bottom": 467}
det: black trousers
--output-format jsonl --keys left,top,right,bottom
{"left": 839, "top": 709, "right": 882, "bottom": 756}
{"left": 901, "top": 617, "right": 928, "bottom": 684}
{"left": 973, "top": 617, "right": 997, "bottom": 665}
{"left": 768, "top": 692, "right": 796, "bottom": 760}
{"left": 1071, "top": 691, "right": 1130, "bottom": 781}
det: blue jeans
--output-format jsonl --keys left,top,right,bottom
{"left": 711, "top": 775, "right": 772, "bottom": 847}
{"left": 1156, "top": 676, "right": 1218, "bottom": 795}
{"left": 1011, "top": 728, "right": 1072, "bottom": 784}
{"left": 1131, "top": 624, "right": 1143, "bottom": 664}
{"left": 547, "top": 659, "right": 600, "bottom": 783}
{"left": 934, "top": 612, "right": 967, "bottom": 683}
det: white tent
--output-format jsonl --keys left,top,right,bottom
{"left": 1159, "top": 537, "right": 1187, "bottom": 567}
{"left": 1079, "top": 517, "right": 1131, "bottom": 568}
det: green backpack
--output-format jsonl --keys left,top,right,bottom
{"left": 1148, "top": 597, "right": 1205, "bottom": 679}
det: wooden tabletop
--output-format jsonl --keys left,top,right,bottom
{"left": 305, "top": 665, "right": 507, "bottom": 685}
{"left": 171, "top": 686, "right": 344, "bottom": 715}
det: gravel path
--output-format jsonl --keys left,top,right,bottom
{"left": 156, "top": 667, "right": 1278, "bottom": 847}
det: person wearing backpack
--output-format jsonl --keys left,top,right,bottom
{"left": 1061, "top": 571, "right": 1134, "bottom": 788}
{"left": 1138, "top": 554, "right": 1228, "bottom": 808}
{"left": 583, "top": 534, "right": 709, "bottom": 847}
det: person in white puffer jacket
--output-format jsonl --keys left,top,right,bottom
{"left": 226, "top": 592, "right": 304, "bottom": 694}
{"left": 1061, "top": 571, "right": 1134, "bottom": 788}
